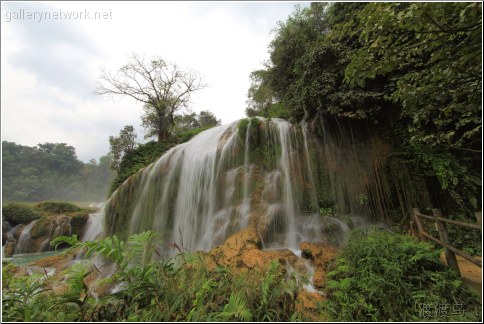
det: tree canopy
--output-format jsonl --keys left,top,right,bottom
{"left": 109, "top": 125, "right": 138, "bottom": 172}
{"left": 96, "top": 54, "right": 206, "bottom": 142}
{"left": 246, "top": 2, "right": 482, "bottom": 212}
{"left": 2, "top": 141, "right": 114, "bottom": 202}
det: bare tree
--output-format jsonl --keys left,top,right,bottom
{"left": 96, "top": 54, "right": 205, "bottom": 142}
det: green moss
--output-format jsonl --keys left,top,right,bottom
{"left": 29, "top": 217, "right": 50, "bottom": 239}
{"left": 238, "top": 118, "right": 250, "bottom": 140}
{"left": 2, "top": 203, "right": 44, "bottom": 225}
{"left": 36, "top": 201, "right": 81, "bottom": 214}
{"left": 250, "top": 117, "right": 261, "bottom": 129}
{"left": 69, "top": 211, "right": 90, "bottom": 230}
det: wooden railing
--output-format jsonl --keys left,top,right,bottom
{"left": 412, "top": 208, "right": 482, "bottom": 277}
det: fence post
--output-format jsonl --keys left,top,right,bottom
{"left": 412, "top": 208, "right": 426, "bottom": 242}
{"left": 433, "top": 209, "right": 460, "bottom": 276}
{"left": 476, "top": 212, "right": 482, "bottom": 234}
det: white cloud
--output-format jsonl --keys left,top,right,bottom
{"left": 1, "top": 1, "right": 299, "bottom": 161}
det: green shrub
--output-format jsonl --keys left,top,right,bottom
{"left": 0, "top": 231, "right": 307, "bottom": 321}
{"left": 36, "top": 201, "right": 81, "bottom": 214}
{"left": 175, "top": 125, "right": 214, "bottom": 143}
{"left": 2, "top": 203, "right": 44, "bottom": 225}
{"left": 446, "top": 214, "right": 482, "bottom": 256}
{"left": 47, "top": 231, "right": 301, "bottom": 322}
{"left": 324, "top": 227, "right": 481, "bottom": 321}
{"left": 109, "top": 141, "right": 169, "bottom": 194}
{"left": 238, "top": 118, "right": 250, "bottom": 140}
{"left": 267, "top": 102, "right": 290, "bottom": 120}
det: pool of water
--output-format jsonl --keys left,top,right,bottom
{"left": 2, "top": 250, "right": 64, "bottom": 266}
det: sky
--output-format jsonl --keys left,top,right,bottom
{"left": 1, "top": 1, "right": 302, "bottom": 162}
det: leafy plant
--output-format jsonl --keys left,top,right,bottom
{"left": 213, "top": 292, "right": 252, "bottom": 321}
{"left": 1, "top": 263, "right": 61, "bottom": 322}
{"left": 41, "top": 232, "right": 303, "bottom": 321}
{"left": 319, "top": 207, "right": 336, "bottom": 216}
{"left": 324, "top": 227, "right": 480, "bottom": 321}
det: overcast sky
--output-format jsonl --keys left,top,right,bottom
{"left": 1, "top": 1, "right": 301, "bottom": 161}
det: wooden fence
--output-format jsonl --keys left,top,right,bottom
{"left": 412, "top": 208, "right": 482, "bottom": 277}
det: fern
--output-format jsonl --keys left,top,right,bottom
{"left": 188, "top": 278, "right": 217, "bottom": 321}
{"left": 6, "top": 231, "right": 304, "bottom": 321}
{"left": 214, "top": 292, "right": 252, "bottom": 321}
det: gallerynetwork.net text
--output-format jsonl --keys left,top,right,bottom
{"left": 5, "top": 9, "right": 113, "bottom": 23}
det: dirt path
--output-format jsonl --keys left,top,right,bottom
{"left": 457, "top": 256, "right": 482, "bottom": 296}
{"left": 442, "top": 254, "right": 482, "bottom": 296}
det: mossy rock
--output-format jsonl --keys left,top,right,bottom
{"left": 36, "top": 201, "right": 81, "bottom": 214}
{"left": 69, "top": 211, "right": 90, "bottom": 236}
{"left": 29, "top": 215, "right": 77, "bottom": 252}
{"left": 2, "top": 203, "right": 44, "bottom": 225}
{"left": 30, "top": 218, "right": 50, "bottom": 239}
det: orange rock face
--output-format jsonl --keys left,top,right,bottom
{"left": 207, "top": 226, "right": 299, "bottom": 273}
{"left": 300, "top": 241, "right": 338, "bottom": 289}
{"left": 300, "top": 241, "right": 337, "bottom": 267}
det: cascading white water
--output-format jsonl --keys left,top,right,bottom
{"left": 100, "top": 118, "right": 371, "bottom": 256}
{"left": 239, "top": 120, "right": 251, "bottom": 229}
{"left": 272, "top": 119, "right": 298, "bottom": 249}
{"left": 40, "top": 216, "right": 71, "bottom": 251}
{"left": 171, "top": 123, "right": 238, "bottom": 251}
{"left": 82, "top": 206, "right": 106, "bottom": 242}
{"left": 14, "top": 220, "right": 38, "bottom": 254}
{"left": 302, "top": 122, "right": 319, "bottom": 209}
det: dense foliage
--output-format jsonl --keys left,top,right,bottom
{"left": 109, "top": 125, "right": 138, "bottom": 172}
{"left": 247, "top": 2, "right": 481, "bottom": 216}
{"left": 324, "top": 227, "right": 481, "bottom": 321}
{"left": 2, "top": 141, "right": 115, "bottom": 202}
{"left": 2, "top": 231, "right": 304, "bottom": 322}
{"left": 172, "top": 110, "right": 221, "bottom": 135}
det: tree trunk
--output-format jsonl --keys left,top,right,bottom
{"left": 156, "top": 111, "right": 171, "bottom": 142}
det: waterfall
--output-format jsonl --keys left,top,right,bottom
{"left": 14, "top": 220, "right": 38, "bottom": 254}
{"left": 98, "top": 117, "right": 413, "bottom": 256}
{"left": 272, "top": 119, "right": 298, "bottom": 249}
{"left": 171, "top": 124, "right": 238, "bottom": 251}
{"left": 83, "top": 204, "right": 107, "bottom": 241}
{"left": 302, "top": 122, "right": 318, "bottom": 210}
{"left": 39, "top": 216, "right": 71, "bottom": 251}
{"left": 239, "top": 119, "right": 251, "bottom": 229}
